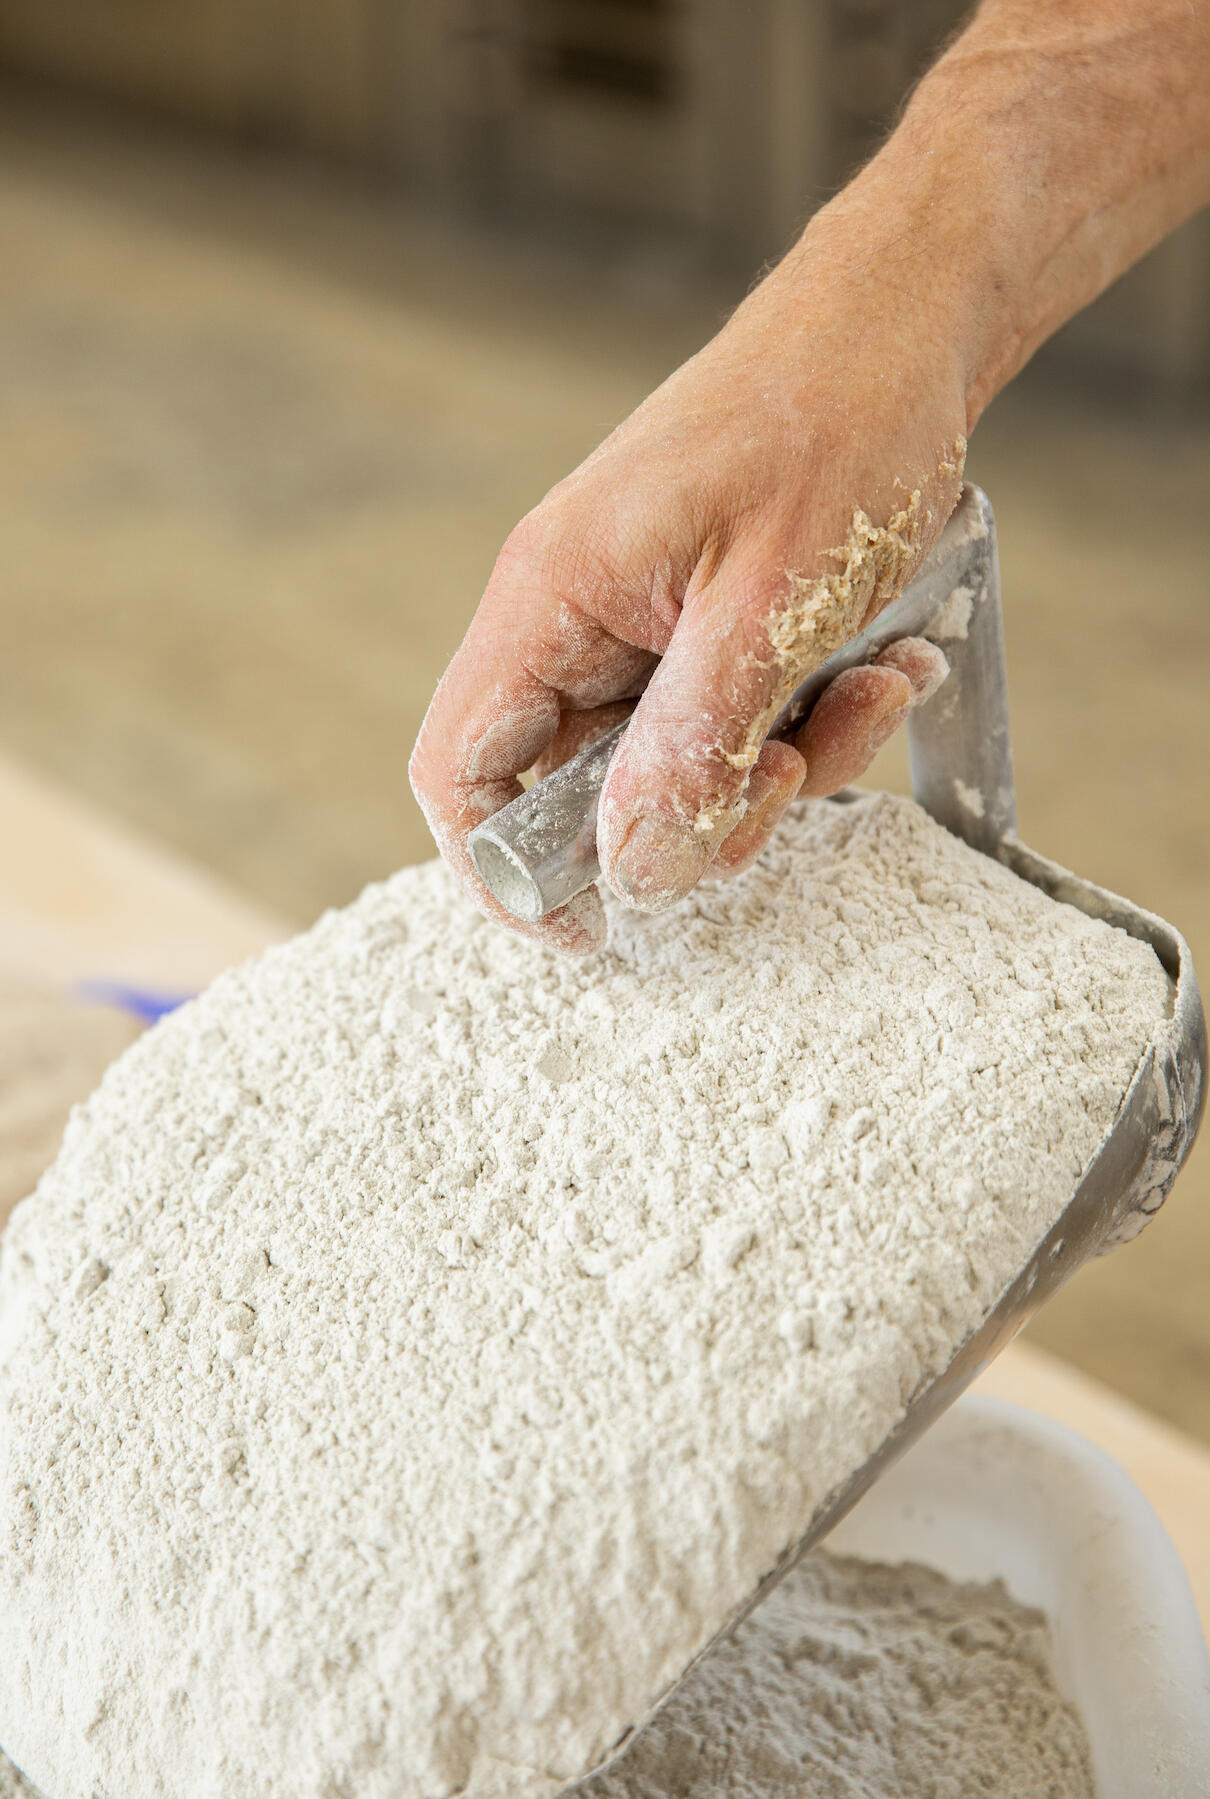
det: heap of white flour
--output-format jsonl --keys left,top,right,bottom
{"left": 579, "top": 1550, "right": 1097, "bottom": 1799}
{"left": 0, "top": 794, "right": 1167, "bottom": 1799}
{"left": 0, "top": 1549, "right": 1096, "bottom": 1799}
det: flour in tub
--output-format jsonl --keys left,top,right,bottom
{"left": 0, "top": 1548, "right": 1095, "bottom": 1797}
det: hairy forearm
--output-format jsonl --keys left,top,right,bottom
{"left": 781, "top": 0, "right": 1210, "bottom": 428}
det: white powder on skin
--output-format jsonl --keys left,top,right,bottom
{"left": 0, "top": 1550, "right": 1096, "bottom": 1799}
{"left": 579, "top": 1550, "right": 1096, "bottom": 1799}
{"left": 0, "top": 793, "right": 1166, "bottom": 1799}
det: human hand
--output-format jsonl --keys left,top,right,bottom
{"left": 412, "top": 0, "right": 1210, "bottom": 954}
{"left": 411, "top": 203, "right": 968, "bottom": 953}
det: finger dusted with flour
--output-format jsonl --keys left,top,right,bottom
{"left": 795, "top": 637, "right": 951, "bottom": 801}
{"left": 409, "top": 550, "right": 660, "bottom": 955}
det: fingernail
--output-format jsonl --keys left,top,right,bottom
{"left": 867, "top": 702, "right": 911, "bottom": 756}
{"left": 609, "top": 813, "right": 713, "bottom": 913}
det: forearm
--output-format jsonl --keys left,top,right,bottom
{"left": 777, "top": 0, "right": 1210, "bottom": 429}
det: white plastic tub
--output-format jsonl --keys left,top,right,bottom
{"left": 827, "top": 1394, "right": 1210, "bottom": 1798}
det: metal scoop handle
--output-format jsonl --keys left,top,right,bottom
{"left": 469, "top": 485, "right": 1012, "bottom": 920}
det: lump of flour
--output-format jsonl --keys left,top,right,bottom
{"left": 0, "top": 794, "right": 1167, "bottom": 1799}
{"left": 579, "top": 1551, "right": 1097, "bottom": 1799}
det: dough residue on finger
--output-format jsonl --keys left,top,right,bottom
{"left": 719, "top": 437, "right": 967, "bottom": 777}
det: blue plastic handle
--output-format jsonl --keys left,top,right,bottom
{"left": 75, "top": 980, "right": 193, "bottom": 1024}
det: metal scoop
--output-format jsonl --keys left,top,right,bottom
{"left": 473, "top": 485, "right": 1207, "bottom": 1791}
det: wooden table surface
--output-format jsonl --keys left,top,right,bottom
{"left": 0, "top": 756, "right": 289, "bottom": 990}
{"left": 2, "top": 751, "right": 1208, "bottom": 1635}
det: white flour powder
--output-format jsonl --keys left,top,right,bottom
{"left": 0, "top": 1549, "right": 1095, "bottom": 1799}
{"left": 579, "top": 1550, "right": 1097, "bottom": 1798}
{"left": 0, "top": 794, "right": 1166, "bottom": 1799}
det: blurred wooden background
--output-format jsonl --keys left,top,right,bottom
{"left": 1, "top": 1, "right": 1207, "bottom": 398}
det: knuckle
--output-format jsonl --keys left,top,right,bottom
{"left": 407, "top": 730, "right": 437, "bottom": 807}
{"left": 488, "top": 512, "right": 554, "bottom": 599}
